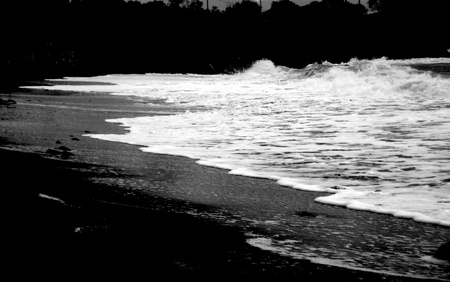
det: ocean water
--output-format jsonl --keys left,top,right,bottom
{"left": 25, "top": 57, "right": 450, "bottom": 278}
{"left": 28, "top": 57, "right": 450, "bottom": 225}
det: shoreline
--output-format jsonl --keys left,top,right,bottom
{"left": 1, "top": 85, "right": 448, "bottom": 280}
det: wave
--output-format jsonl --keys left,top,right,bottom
{"left": 238, "top": 57, "right": 450, "bottom": 100}
{"left": 24, "top": 57, "right": 450, "bottom": 104}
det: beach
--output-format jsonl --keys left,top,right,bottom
{"left": 1, "top": 84, "right": 448, "bottom": 281}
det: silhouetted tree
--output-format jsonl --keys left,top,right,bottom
{"left": 368, "top": 0, "right": 449, "bottom": 17}
{"left": 143, "top": 0, "right": 167, "bottom": 10}
{"left": 322, "top": 0, "right": 345, "bottom": 9}
{"left": 267, "top": 0, "right": 301, "bottom": 21}
{"left": 225, "top": 0, "right": 261, "bottom": 18}
{"left": 367, "top": 0, "right": 383, "bottom": 12}
{"left": 211, "top": 6, "right": 221, "bottom": 14}
{"left": 169, "top": 0, "right": 186, "bottom": 7}
{"left": 183, "top": 0, "right": 204, "bottom": 10}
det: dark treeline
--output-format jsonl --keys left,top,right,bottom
{"left": 1, "top": 0, "right": 449, "bottom": 87}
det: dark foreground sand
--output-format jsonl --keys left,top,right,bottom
{"left": 1, "top": 85, "right": 448, "bottom": 281}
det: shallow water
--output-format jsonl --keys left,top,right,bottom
{"left": 24, "top": 57, "right": 450, "bottom": 279}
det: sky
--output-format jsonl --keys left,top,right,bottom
{"left": 137, "top": 0, "right": 369, "bottom": 11}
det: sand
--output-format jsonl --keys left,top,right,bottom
{"left": 1, "top": 84, "right": 448, "bottom": 281}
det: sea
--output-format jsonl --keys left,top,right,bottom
{"left": 25, "top": 57, "right": 450, "bottom": 279}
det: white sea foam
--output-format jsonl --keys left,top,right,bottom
{"left": 25, "top": 57, "right": 450, "bottom": 227}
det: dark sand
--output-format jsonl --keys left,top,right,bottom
{"left": 1, "top": 85, "right": 448, "bottom": 281}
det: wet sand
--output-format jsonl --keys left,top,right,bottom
{"left": 1, "top": 85, "right": 448, "bottom": 281}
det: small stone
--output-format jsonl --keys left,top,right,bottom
{"left": 331, "top": 185, "right": 346, "bottom": 190}
{"left": 401, "top": 167, "right": 416, "bottom": 171}
{"left": 57, "top": 146, "right": 71, "bottom": 151}
{"left": 295, "top": 211, "right": 317, "bottom": 217}
{"left": 434, "top": 241, "right": 450, "bottom": 262}
{"left": 56, "top": 140, "right": 62, "bottom": 144}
